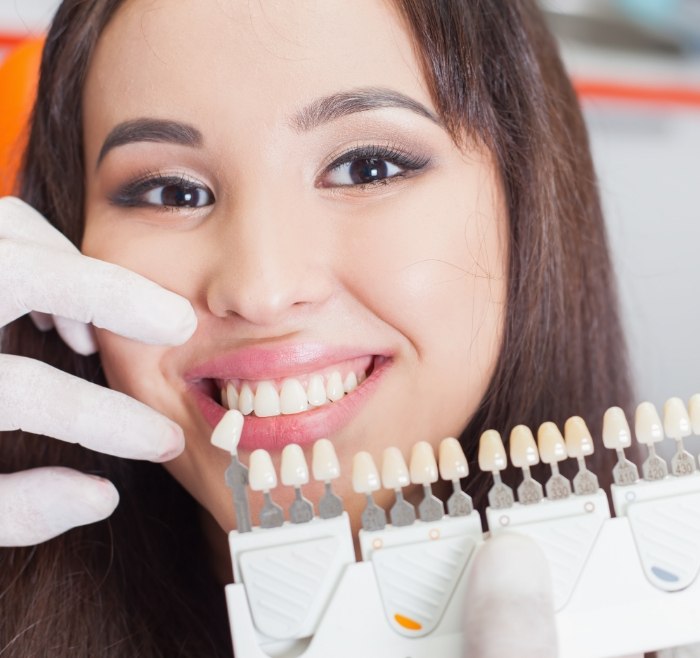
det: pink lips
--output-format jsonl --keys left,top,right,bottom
{"left": 184, "top": 344, "right": 390, "bottom": 451}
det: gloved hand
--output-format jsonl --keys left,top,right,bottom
{"left": 0, "top": 196, "right": 197, "bottom": 547}
{"left": 463, "top": 533, "right": 558, "bottom": 658}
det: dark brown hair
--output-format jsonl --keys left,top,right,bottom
{"left": 0, "top": 1, "right": 631, "bottom": 655}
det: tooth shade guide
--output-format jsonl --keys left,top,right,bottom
{"left": 663, "top": 397, "right": 696, "bottom": 476}
{"left": 281, "top": 444, "right": 314, "bottom": 523}
{"left": 381, "top": 447, "right": 416, "bottom": 526}
{"left": 663, "top": 397, "right": 692, "bottom": 440}
{"left": 634, "top": 402, "right": 669, "bottom": 480}
{"left": 352, "top": 452, "right": 386, "bottom": 531}
{"left": 602, "top": 407, "right": 639, "bottom": 485}
{"left": 537, "top": 423, "right": 572, "bottom": 500}
{"left": 478, "top": 429, "right": 514, "bottom": 509}
{"left": 509, "top": 425, "right": 542, "bottom": 505}
{"left": 210, "top": 409, "right": 245, "bottom": 454}
{"left": 312, "top": 439, "right": 343, "bottom": 519}
{"left": 564, "top": 416, "right": 599, "bottom": 495}
{"left": 408, "top": 442, "right": 443, "bottom": 522}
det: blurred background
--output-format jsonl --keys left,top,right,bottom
{"left": 1, "top": 0, "right": 699, "bottom": 420}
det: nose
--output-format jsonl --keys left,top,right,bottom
{"left": 205, "top": 196, "right": 334, "bottom": 327}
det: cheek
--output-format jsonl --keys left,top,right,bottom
{"left": 339, "top": 165, "right": 507, "bottom": 379}
{"left": 96, "top": 331, "right": 177, "bottom": 411}
{"left": 82, "top": 220, "right": 201, "bottom": 305}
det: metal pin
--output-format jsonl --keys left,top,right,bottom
{"left": 382, "top": 447, "right": 416, "bottom": 526}
{"left": 353, "top": 452, "right": 387, "bottom": 531}
{"left": 281, "top": 444, "right": 314, "bottom": 523}
{"left": 478, "top": 430, "right": 514, "bottom": 508}
{"left": 602, "top": 407, "right": 639, "bottom": 485}
{"left": 564, "top": 416, "right": 599, "bottom": 495}
{"left": 664, "top": 398, "right": 696, "bottom": 476}
{"left": 439, "top": 437, "right": 473, "bottom": 516}
{"left": 312, "top": 439, "right": 343, "bottom": 519}
{"left": 249, "top": 449, "right": 284, "bottom": 528}
{"left": 410, "top": 441, "right": 444, "bottom": 522}
{"left": 212, "top": 410, "right": 252, "bottom": 533}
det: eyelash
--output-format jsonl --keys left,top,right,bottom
{"left": 108, "top": 143, "right": 430, "bottom": 210}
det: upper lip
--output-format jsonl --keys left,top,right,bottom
{"left": 183, "top": 342, "right": 384, "bottom": 383}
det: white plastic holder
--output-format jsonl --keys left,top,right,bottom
{"left": 226, "top": 483, "right": 700, "bottom": 658}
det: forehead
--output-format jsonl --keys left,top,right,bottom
{"left": 83, "top": 0, "right": 432, "bottom": 136}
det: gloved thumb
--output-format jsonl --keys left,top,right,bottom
{"left": 463, "top": 533, "right": 558, "bottom": 658}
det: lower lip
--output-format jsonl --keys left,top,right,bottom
{"left": 188, "top": 357, "right": 390, "bottom": 451}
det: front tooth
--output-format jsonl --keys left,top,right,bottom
{"left": 226, "top": 382, "right": 239, "bottom": 411}
{"left": 238, "top": 382, "right": 254, "bottom": 415}
{"left": 478, "top": 430, "right": 507, "bottom": 472}
{"left": 438, "top": 437, "right": 469, "bottom": 481}
{"left": 343, "top": 371, "right": 358, "bottom": 393}
{"left": 326, "top": 371, "right": 344, "bottom": 402}
{"left": 602, "top": 407, "right": 632, "bottom": 449}
{"left": 382, "top": 447, "right": 411, "bottom": 489}
{"left": 635, "top": 402, "right": 664, "bottom": 444}
{"left": 564, "top": 416, "right": 594, "bottom": 457}
{"left": 307, "top": 374, "right": 327, "bottom": 407}
{"left": 537, "top": 422, "right": 567, "bottom": 464}
{"left": 664, "top": 397, "right": 691, "bottom": 440}
{"left": 254, "top": 381, "right": 281, "bottom": 418}
{"left": 509, "top": 425, "right": 539, "bottom": 468}
{"left": 280, "top": 378, "right": 309, "bottom": 415}
{"left": 221, "top": 387, "right": 228, "bottom": 408}
{"left": 409, "top": 441, "right": 438, "bottom": 485}
{"left": 690, "top": 394, "right": 700, "bottom": 434}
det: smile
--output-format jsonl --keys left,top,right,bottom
{"left": 217, "top": 356, "right": 371, "bottom": 418}
{"left": 186, "top": 347, "right": 391, "bottom": 449}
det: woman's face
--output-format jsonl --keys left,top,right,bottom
{"left": 82, "top": 0, "right": 507, "bottom": 545}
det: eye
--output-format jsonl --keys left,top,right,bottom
{"left": 319, "top": 145, "right": 430, "bottom": 189}
{"left": 326, "top": 157, "right": 403, "bottom": 186}
{"left": 110, "top": 173, "right": 215, "bottom": 210}
{"left": 143, "top": 181, "right": 213, "bottom": 208}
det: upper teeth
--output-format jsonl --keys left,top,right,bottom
{"left": 221, "top": 369, "right": 365, "bottom": 417}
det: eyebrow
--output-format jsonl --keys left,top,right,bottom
{"left": 95, "top": 88, "right": 439, "bottom": 167}
{"left": 290, "top": 87, "right": 441, "bottom": 131}
{"left": 96, "top": 118, "right": 203, "bottom": 167}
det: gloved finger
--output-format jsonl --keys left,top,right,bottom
{"left": 0, "top": 239, "right": 196, "bottom": 345}
{"left": 0, "top": 354, "right": 184, "bottom": 462}
{"left": 53, "top": 314, "right": 98, "bottom": 355}
{"left": 30, "top": 310, "right": 55, "bottom": 331}
{"left": 0, "top": 467, "right": 119, "bottom": 547}
{"left": 0, "top": 197, "right": 76, "bottom": 254}
{"left": 463, "top": 533, "right": 558, "bottom": 658}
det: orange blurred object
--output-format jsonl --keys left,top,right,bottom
{"left": 0, "top": 37, "right": 44, "bottom": 196}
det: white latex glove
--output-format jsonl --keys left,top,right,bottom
{"left": 0, "top": 196, "right": 197, "bottom": 547}
{"left": 463, "top": 533, "right": 558, "bottom": 658}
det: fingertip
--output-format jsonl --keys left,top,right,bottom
{"left": 54, "top": 316, "right": 98, "bottom": 355}
{"left": 83, "top": 476, "right": 120, "bottom": 518}
{"left": 166, "top": 297, "right": 198, "bottom": 345}
{"left": 152, "top": 422, "right": 186, "bottom": 463}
